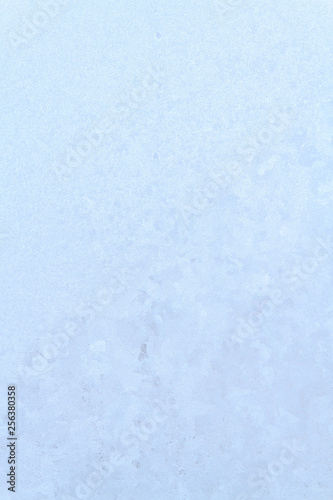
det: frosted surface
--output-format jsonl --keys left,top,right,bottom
{"left": 0, "top": 0, "right": 332, "bottom": 498}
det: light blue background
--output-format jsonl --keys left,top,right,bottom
{"left": 0, "top": 0, "right": 332, "bottom": 498}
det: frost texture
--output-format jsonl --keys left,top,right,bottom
{"left": 0, "top": 0, "right": 332, "bottom": 499}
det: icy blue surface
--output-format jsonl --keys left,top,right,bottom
{"left": 0, "top": 0, "right": 333, "bottom": 498}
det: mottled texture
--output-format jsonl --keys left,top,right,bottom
{"left": 0, "top": 0, "right": 332, "bottom": 499}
